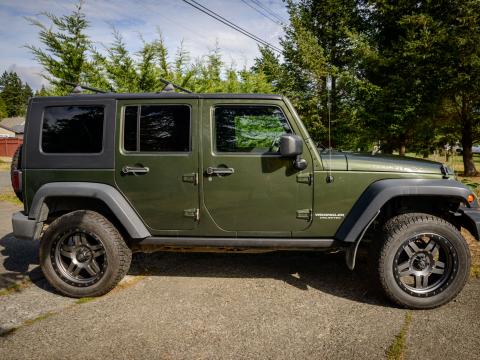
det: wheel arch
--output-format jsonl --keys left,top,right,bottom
{"left": 29, "top": 182, "right": 151, "bottom": 239}
{"left": 341, "top": 179, "right": 476, "bottom": 270}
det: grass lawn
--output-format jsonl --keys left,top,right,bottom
{"left": 0, "top": 159, "right": 10, "bottom": 171}
{"left": 0, "top": 191, "right": 22, "bottom": 206}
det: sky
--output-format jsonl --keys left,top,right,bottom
{"left": 0, "top": 0, "right": 288, "bottom": 90}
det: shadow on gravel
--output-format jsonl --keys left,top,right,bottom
{"left": 129, "top": 250, "right": 391, "bottom": 307}
{"left": 0, "top": 233, "right": 43, "bottom": 290}
{"left": 0, "top": 230, "right": 391, "bottom": 306}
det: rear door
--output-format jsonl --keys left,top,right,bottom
{"left": 115, "top": 99, "right": 199, "bottom": 232}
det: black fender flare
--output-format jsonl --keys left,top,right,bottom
{"left": 28, "top": 182, "right": 151, "bottom": 239}
{"left": 338, "top": 179, "right": 473, "bottom": 269}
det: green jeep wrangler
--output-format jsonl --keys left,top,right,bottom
{"left": 10, "top": 89, "right": 480, "bottom": 309}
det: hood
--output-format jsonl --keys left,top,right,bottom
{"left": 320, "top": 152, "right": 449, "bottom": 175}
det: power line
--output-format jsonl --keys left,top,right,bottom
{"left": 240, "top": 0, "right": 283, "bottom": 26}
{"left": 250, "top": 0, "right": 287, "bottom": 23}
{"left": 181, "top": 0, "right": 282, "bottom": 53}
{"left": 137, "top": 2, "right": 213, "bottom": 43}
{"left": 182, "top": 0, "right": 281, "bottom": 52}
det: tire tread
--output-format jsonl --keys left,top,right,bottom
{"left": 40, "top": 210, "right": 132, "bottom": 297}
{"left": 376, "top": 213, "right": 470, "bottom": 309}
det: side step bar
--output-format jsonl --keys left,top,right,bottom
{"left": 139, "top": 237, "right": 338, "bottom": 248}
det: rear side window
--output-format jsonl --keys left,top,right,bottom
{"left": 123, "top": 105, "right": 190, "bottom": 152}
{"left": 42, "top": 106, "right": 104, "bottom": 153}
{"left": 214, "top": 105, "right": 291, "bottom": 153}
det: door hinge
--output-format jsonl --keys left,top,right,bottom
{"left": 296, "top": 173, "right": 312, "bottom": 185}
{"left": 296, "top": 209, "right": 312, "bottom": 221}
{"left": 182, "top": 172, "right": 198, "bottom": 185}
{"left": 184, "top": 208, "right": 200, "bottom": 221}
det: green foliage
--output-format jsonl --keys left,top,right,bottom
{"left": 253, "top": 0, "right": 372, "bottom": 149}
{"left": 0, "top": 97, "right": 7, "bottom": 119}
{"left": 0, "top": 71, "right": 32, "bottom": 117}
{"left": 25, "top": 0, "right": 480, "bottom": 176}
{"left": 26, "top": 3, "right": 273, "bottom": 96}
{"left": 34, "top": 85, "right": 50, "bottom": 97}
{"left": 234, "top": 115, "right": 285, "bottom": 150}
{"left": 410, "top": 0, "right": 480, "bottom": 175}
{"left": 254, "top": 0, "right": 480, "bottom": 170}
{"left": 25, "top": 1, "right": 90, "bottom": 95}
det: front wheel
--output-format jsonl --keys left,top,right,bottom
{"left": 39, "top": 210, "right": 132, "bottom": 297}
{"left": 376, "top": 213, "right": 471, "bottom": 309}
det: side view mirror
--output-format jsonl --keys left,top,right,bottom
{"left": 279, "top": 134, "right": 308, "bottom": 171}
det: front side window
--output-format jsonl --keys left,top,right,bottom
{"left": 123, "top": 105, "right": 190, "bottom": 152}
{"left": 214, "top": 105, "right": 291, "bottom": 153}
{"left": 42, "top": 105, "right": 104, "bottom": 153}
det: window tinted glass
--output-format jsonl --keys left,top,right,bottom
{"left": 124, "top": 106, "right": 138, "bottom": 151}
{"left": 42, "top": 106, "right": 104, "bottom": 153}
{"left": 215, "top": 106, "right": 291, "bottom": 153}
{"left": 123, "top": 105, "right": 190, "bottom": 152}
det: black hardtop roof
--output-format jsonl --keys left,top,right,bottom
{"left": 31, "top": 92, "right": 284, "bottom": 103}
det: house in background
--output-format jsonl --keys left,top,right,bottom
{"left": 0, "top": 117, "right": 24, "bottom": 157}
{"left": 0, "top": 117, "right": 25, "bottom": 138}
{"left": 0, "top": 124, "right": 16, "bottom": 138}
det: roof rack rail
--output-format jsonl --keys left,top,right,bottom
{"left": 159, "top": 78, "right": 193, "bottom": 94}
{"left": 63, "top": 81, "right": 109, "bottom": 95}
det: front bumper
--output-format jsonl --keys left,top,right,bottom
{"left": 460, "top": 207, "right": 480, "bottom": 240}
{"left": 12, "top": 212, "right": 43, "bottom": 241}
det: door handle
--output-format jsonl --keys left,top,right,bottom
{"left": 122, "top": 165, "right": 150, "bottom": 175}
{"left": 206, "top": 166, "right": 235, "bottom": 176}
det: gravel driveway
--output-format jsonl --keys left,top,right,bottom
{"left": 0, "top": 201, "right": 479, "bottom": 359}
{"left": 0, "top": 171, "right": 10, "bottom": 192}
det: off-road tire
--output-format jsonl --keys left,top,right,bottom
{"left": 10, "top": 145, "right": 23, "bottom": 202}
{"left": 39, "top": 210, "right": 132, "bottom": 297}
{"left": 375, "top": 213, "right": 470, "bottom": 309}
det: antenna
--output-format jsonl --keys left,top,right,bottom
{"left": 159, "top": 78, "right": 193, "bottom": 94}
{"left": 62, "top": 81, "right": 108, "bottom": 94}
{"left": 326, "top": 75, "right": 334, "bottom": 183}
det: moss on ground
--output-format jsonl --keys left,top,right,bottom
{"left": 386, "top": 311, "right": 413, "bottom": 360}
{"left": 0, "top": 280, "right": 30, "bottom": 297}
{"left": 0, "top": 191, "right": 22, "bottom": 206}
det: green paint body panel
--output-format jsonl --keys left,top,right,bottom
{"left": 200, "top": 99, "right": 313, "bottom": 235}
{"left": 22, "top": 93, "right": 449, "bottom": 240}
{"left": 302, "top": 170, "right": 443, "bottom": 237}
{"left": 114, "top": 99, "right": 200, "bottom": 232}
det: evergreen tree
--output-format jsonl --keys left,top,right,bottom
{"left": 256, "top": 0, "right": 371, "bottom": 148}
{"left": 393, "top": 0, "right": 480, "bottom": 174}
{"left": 25, "top": 1, "right": 91, "bottom": 94}
{"left": 34, "top": 85, "right": 50, "bottom": 97}
{"left": 0, "top": 97, "right": 7, "bottom": 119}
{"left": 0, "top": 71, "right": 30, "bottom": 117}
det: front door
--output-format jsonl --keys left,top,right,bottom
{"left": 115, "top": 99, "right": 199, "bottom": 232}
{"left": 202, "top": 100, "right": 313, "bottom": 234}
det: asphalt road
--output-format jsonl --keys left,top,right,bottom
{"left": 0, "top": 199, "right": 479, "bottom": 359}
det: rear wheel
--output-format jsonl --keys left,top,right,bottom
{"left": 375, "top": 213, "right": 470, "bottom": 309}
{"left": 39, "top": 210, "right": 132, "bottom": 297}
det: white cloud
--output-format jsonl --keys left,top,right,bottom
{"left": 0, "top": 0, "right": 289, "bottom": 89}
{"left": 6, "top": 64, "right": 48, "bottom": 89}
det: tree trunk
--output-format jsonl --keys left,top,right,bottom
{"left": 399, "top": 135, "right": 406, "bottom": 156}
{"left": 461, "top": 116, "right": 477, "bottom": 176}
